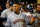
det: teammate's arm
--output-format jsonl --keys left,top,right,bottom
{"left": 30, "top": 17, "right": 36, "bottom": 24}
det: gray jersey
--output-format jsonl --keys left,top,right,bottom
{"left": 1, "top": 9, "right": 13, "bottom": 26}
{"left": 5, "top": 12, "right": 29, "bottom": 27}
{"left": 1, "top": 9, "right": 12, "bottom": 18}
{"left": 35, "top": 13, "right": 40, "bottom": 27}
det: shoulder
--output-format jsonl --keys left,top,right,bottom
{"left": 21, "top": 13, "right": 28, "bottom": 18}
{"left": 8, "top": 12, "right": 14, "bottom": 17}
{"left": 2, "top": 9, "right": 9, "bottom": 13}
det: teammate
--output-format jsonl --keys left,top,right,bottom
{"left": 1, "top": 2, "right": 13, "bottom": 26}
{"left": 21, "top": 4, "right": 33, "bottom": 21}
{"left": 6, "top": 1, "right": 9, "bottom": 9}
{"left": 21, "top": 4, "right": 36, "bottom": 27}
{"left": 1, "top": 2, "right": 13, "bottom": 18}
{"left": 34, "top": 4, "right": 40, "bottom": 27}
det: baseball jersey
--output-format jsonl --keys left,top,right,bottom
{"left": 1, "top": 9, "right": 13, "bottom": 26}
{"left": 1, "top": 9, "right": 12, "bottom": 18}
{"left": 35, "top": 13, "right": 40, "bottom": 27}
{"left": 5, "top": 12, "right": 29, "bottom": 27}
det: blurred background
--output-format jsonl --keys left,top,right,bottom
{"left": 0, "top": 0, "right": 37, "bottom": 9}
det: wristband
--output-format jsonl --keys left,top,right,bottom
{"left": 32, "top": 18, "right": 35, "bottom": 20}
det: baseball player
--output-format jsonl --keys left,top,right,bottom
{"left": 5, "top": 2, "right": 28, "bottom": 27}
{"left": 1, "top": 2, "right": 13, "bottom": 18}
{"left": 34, "top": 4, "right": 40, "bottom": 27}
{"left": 1, "top": 2, "right": 13, "bottom": 26}
{"left": 5, "top": 2, "right": 36, "bottom": 27}
{"left": 21, "top": 4, "right": 36, "bottom": 27}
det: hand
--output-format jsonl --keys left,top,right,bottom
{"left": 13, "top": 19, "right": 25, "bottom": 24}
{"left": 13, "top": 19, "right": 20, "bottom": 24}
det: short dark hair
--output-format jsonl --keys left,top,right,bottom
{"left": 13, "top": 2, "right": 20, "bottom": 5}
{"left": 37, "top": 4, "right": 40, "bottom": 5}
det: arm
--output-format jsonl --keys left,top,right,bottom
{"left": 28, "top": 14, "right": 37, "bottom": 25}
{"left": 28, "top": 16, "right": 37, "bottom": 25}
{"left": 30, "top": 17, "right": 36, "bottom": 24}
{"left": 0, "top": 17, "right": 7, "bottom": 22}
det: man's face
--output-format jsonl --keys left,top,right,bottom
{"left": 6, "top": 3, "right": 9, "bottom": 8}
{"left": 13, "top": 4, "right": 20, "bottom": 12}
{"left": 37, "top": 5, "right": 40, "bottom": 12}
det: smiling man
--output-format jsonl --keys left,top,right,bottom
{"left": 5, "top": 2, "right": 27, "bottom": 27}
